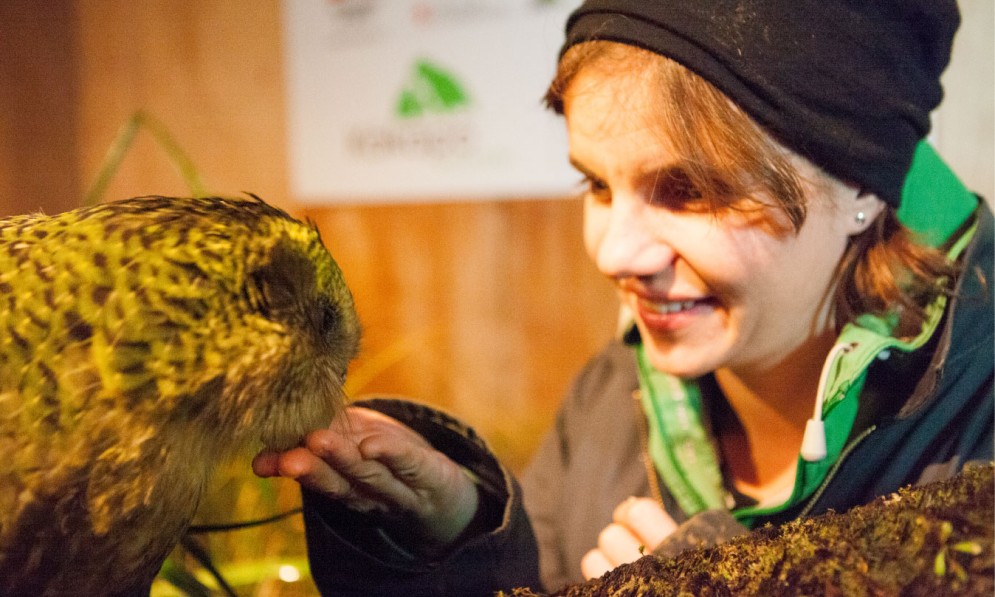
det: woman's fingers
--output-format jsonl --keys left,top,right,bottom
{"left": 251, "top": 406, "right": 480, "bottom": 544}
{"left": 580, "top": 522, "right": 647, "bottom": 581}
{"left": 580, "top": 547, "right": 614, "bottom": 580}
{"left": 355, "top": 423, "right": 481, "bottom": 542}
{"left": 303, "top": 427, "right": 422, "bottom": 510}
{"left": 278, "top": 447, "right": 355, "bottom": 497}
{"left": 254, "top": 443, "right": 381, "bottom": 511}
{"left": 580, "top": 497, "right": 679, "bottom": 580}
{"left": 612, "top": 497, "right": 677, "bottom": 550}
{"left": 251, "top": 450, "right": 280, "bottom": 477}
{"left": 252, "top": 447, "right": 331, "bottom": 482}
{"left": 598, "top": 522, "right": 645, "bottom": 564}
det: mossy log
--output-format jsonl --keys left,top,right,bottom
{"left": 512, "top": 463, "right": 994, "bottom": 597}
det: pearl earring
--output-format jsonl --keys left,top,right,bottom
{"left": 855, "top": 211, "right": 867, "bottom": 225}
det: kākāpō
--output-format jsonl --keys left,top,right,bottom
{"left": 0, "top": 195, "right": 361, "bottom": 596}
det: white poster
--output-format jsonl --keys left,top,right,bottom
{"left": 282, "top": 0, "right": 582, "bottom": 204}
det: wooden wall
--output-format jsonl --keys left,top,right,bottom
{"left": 0, "top": 1, "right": 991, "bottom": 475}
{"left": 0, "top": 2, "right": 82, "bottom": 216}
{"left": 0, "top": 0, "right": 619, "bottom": 473}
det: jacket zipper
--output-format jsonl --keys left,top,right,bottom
{"left": 633, "top": 389, "right": 665, "bottom": 507}
{"left": 797, "top": 424, "right": 877, "bottom": 518}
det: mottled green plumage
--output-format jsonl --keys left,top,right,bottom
{"left": 0, "top": 195, "right": 360, "bottom": 596}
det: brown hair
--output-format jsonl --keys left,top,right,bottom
{"left": 546, "top": 41, "right": 958, "bottom": 335}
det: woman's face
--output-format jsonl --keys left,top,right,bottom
{"left": 565, "top": 69, "right": 860, "bottom": 379}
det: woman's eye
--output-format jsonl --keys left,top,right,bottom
{"left": 648, "top": 169, "right": 707, "bottom": 210}
{"left": 579, "top": 175, "right": 610, "bottom": 202}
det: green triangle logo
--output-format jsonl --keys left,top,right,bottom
{"left": 395, "top": 59, "right": 470, "bottom": 119}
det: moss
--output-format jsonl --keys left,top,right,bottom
{"left": 511, "top": 463, "right": 994, "bottom": 596}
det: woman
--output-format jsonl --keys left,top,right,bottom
{"left": 253, "top": 1, "right": 993, "bottom": 594}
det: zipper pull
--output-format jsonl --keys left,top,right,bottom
{"left": 800, "top": 342, "right": 857, "bottom": 462}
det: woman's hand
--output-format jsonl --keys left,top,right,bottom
{"left": 252, "top": 406, "right": 479, "bottom": 547}
{"left": 580, "top": 497, "right": 677, "bottom": 580}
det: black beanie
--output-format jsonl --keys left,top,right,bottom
{"left": 561, "top": 0, "right": 960, "bottom": 208}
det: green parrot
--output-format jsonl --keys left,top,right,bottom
{"left": 0, "top": 195, "right": 361, "bottom": 596}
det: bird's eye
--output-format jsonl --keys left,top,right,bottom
{"left": 317, "top": 296, "right": 340, "bottom": 339}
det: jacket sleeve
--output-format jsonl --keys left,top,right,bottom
{"left": 651, "top": 509, "right": 749, "bottom": 557}
{"left": 301, "top": 397, "right": 541, "bottom": 597}
{"left": 518, "top": 416, "right": 570, "bottom": 589}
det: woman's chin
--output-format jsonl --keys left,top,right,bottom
{"left": 642, "top": 339, "right": 729, "bottom": 380}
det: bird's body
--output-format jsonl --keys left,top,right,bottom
{"left": 0, "top": 196, "right": 360, "bottom": 596}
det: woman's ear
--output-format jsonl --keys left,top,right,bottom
{"left": 845, "top": 190, "right": 887, "bottom": 236}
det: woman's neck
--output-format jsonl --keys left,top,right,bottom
{"left": 712, "top": 329, "right": 839, "bottom": 502}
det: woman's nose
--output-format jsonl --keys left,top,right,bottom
{"left": 593, "top": 201, "right": 676, "bottom": 279}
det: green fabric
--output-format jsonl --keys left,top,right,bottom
{"left": 898, "top": 141, "right": 977, "bottom": 247}
{"left": 734, "top": 371, "right": 864, "bottom": 527}
{"left": 636, "top": 143, "right": 980, "bottom": 524}
{"left": 733, "top": 257, "right": 971, "bottom": 525}
{"left": 636, "top": 344, "right": 728, "bottom": 514}
{"left": 637, "top": 279, "right": 957, "bottom": 525}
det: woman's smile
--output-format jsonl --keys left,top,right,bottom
{"left": 621, "top": 280, "right": 717, "bottom": 332}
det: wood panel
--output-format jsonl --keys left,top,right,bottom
{"left": 0, "top": 1, "right": 82, "bottom": 216}
{"left": 72, "top": 0, "right": 294, "bottom": 210}
{"left": 309, "top": 199, "right": 618, "bottom": 470}
{"left": 0, "top": 0, "right": 619, "bottom": 472}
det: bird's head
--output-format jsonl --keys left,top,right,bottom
{"left": 227, "top": 201, "right": 362, "bottom": 450}
{"left": 63, "top": 195, "right": 362, "bottom": 453}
